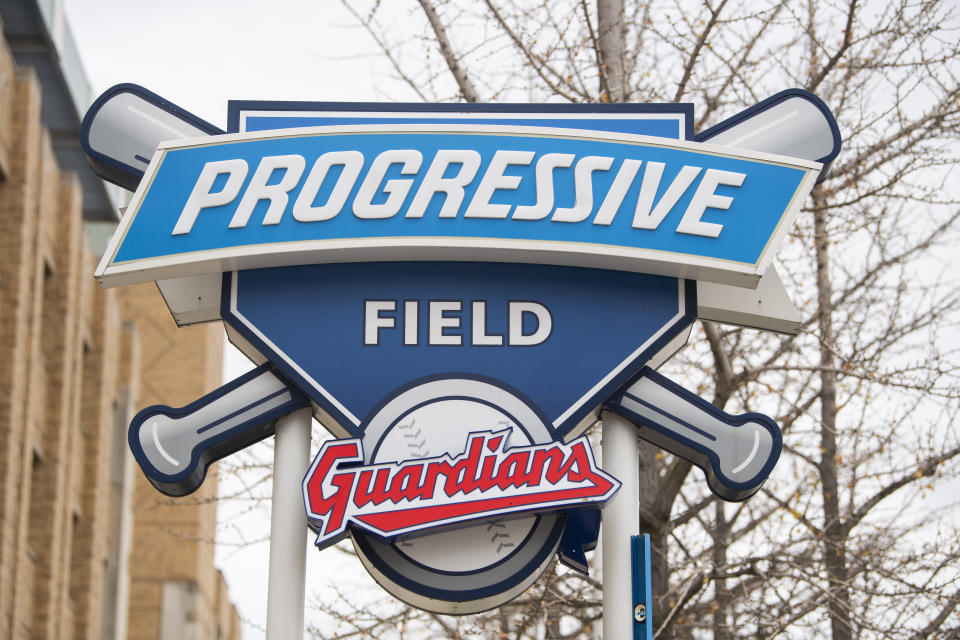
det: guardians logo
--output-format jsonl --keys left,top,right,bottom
{"left": 302, "top": 429, "right": 619, "bottom": 549}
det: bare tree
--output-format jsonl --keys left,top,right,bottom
{"left": 287, "top": 0, "right": 960, "bottom": 637}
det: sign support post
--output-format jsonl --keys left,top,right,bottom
{"left": 265, "top": 407, "right": 312, "bottom": 640}
{"left": 631, "top": 534, "right": 653, "bottom": 640}
{"left": 602, "top": 410, "right": 641, "bottom": 640}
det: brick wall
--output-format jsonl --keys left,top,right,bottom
{"left": 116, "top": 283, "right": 227, "bottom": 640}
{"left": 0, "top": 28, "right": 241, "bottom": 640}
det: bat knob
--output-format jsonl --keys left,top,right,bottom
{"left": 706, "top": 418, "right": 779, "bottom": 500}
{"left": 129, "top": 407, "right": 215, "bottom": 498}
{"left": 133, "top": 410, "right": 195, "bottom": 477}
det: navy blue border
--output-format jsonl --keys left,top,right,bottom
{"left": 605, "top": 366, "right": 782, "bottom": 501}
{"left": 128, "top": 362, "right": 309, "bottom": 497}
{"left": 227, "top": 100, "right": 695, "bottom": 140}
{"left": 695, "top": 88, "right": 842, "bottom": 166}
{"left": 80, "top": 83, "right": 223, "bottom": 191}
{"left": 221, "top": 269, "right": 696, "bottom": 440}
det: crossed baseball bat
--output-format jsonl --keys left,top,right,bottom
{"left": 89, "top": 88, "right": 839, "bottom": 500}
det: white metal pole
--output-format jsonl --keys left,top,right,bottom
{"left": 601, "top": 410, "right": 640, "bottom": 640}
{"left": 266, "top": 407, "right": 312, "bottom": 639}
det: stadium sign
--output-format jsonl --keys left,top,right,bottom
{"left": 85, "top": 86, "right": 839, "bottom": 621}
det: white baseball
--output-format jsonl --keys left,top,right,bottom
{"left": 372, "top": 398, "right": 535, "bottom": 572}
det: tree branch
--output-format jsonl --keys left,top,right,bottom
{"left": 416, "top": 0, "right": 481, "bottom": 102}
{"left": 673, "top": 0, "right": 730, "bottom": 102}
{"left": 845, "top": 445, "right": 960, "bottom": 534}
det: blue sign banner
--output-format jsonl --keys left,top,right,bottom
{"left": 221, "top": 262, "right": 695, "bottom": 438}
{"left": 97, "top": 124, "right": 819, "bottom": 288}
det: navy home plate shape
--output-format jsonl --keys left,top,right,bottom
{"left": 85, "top": 86, "right": 839, "bottom": 614}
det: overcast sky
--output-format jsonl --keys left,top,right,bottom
{"left": 64, "top": 0, "right": 419, "bottom": 126}
{"left": 62, "top": 2, "right": 420, "bottom": 637}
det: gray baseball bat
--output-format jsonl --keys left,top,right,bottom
{"left": 128, "top": 364, "right": 310, "bottom": 496}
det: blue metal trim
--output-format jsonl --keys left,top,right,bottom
{"left": 557, "top": 508, "right": 602, "bottom": 574}
{"left": 227, "top": 100, "right": 695, "bottom": 139}
{"left": 632, "top": 534, "right": 653, "bottom": 640}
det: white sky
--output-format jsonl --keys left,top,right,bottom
{"left": 64, "top": 0, "right": 421, "bottom": 128}
{"left": 62, "top": 2, "right": 420, "bottom": 637}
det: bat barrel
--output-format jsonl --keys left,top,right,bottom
{"left": 696, "top": 88, "right": 841, "bottom": 182}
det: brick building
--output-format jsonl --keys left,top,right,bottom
{"left": 0, "top": 1, "right": 243, "bottom": 639}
